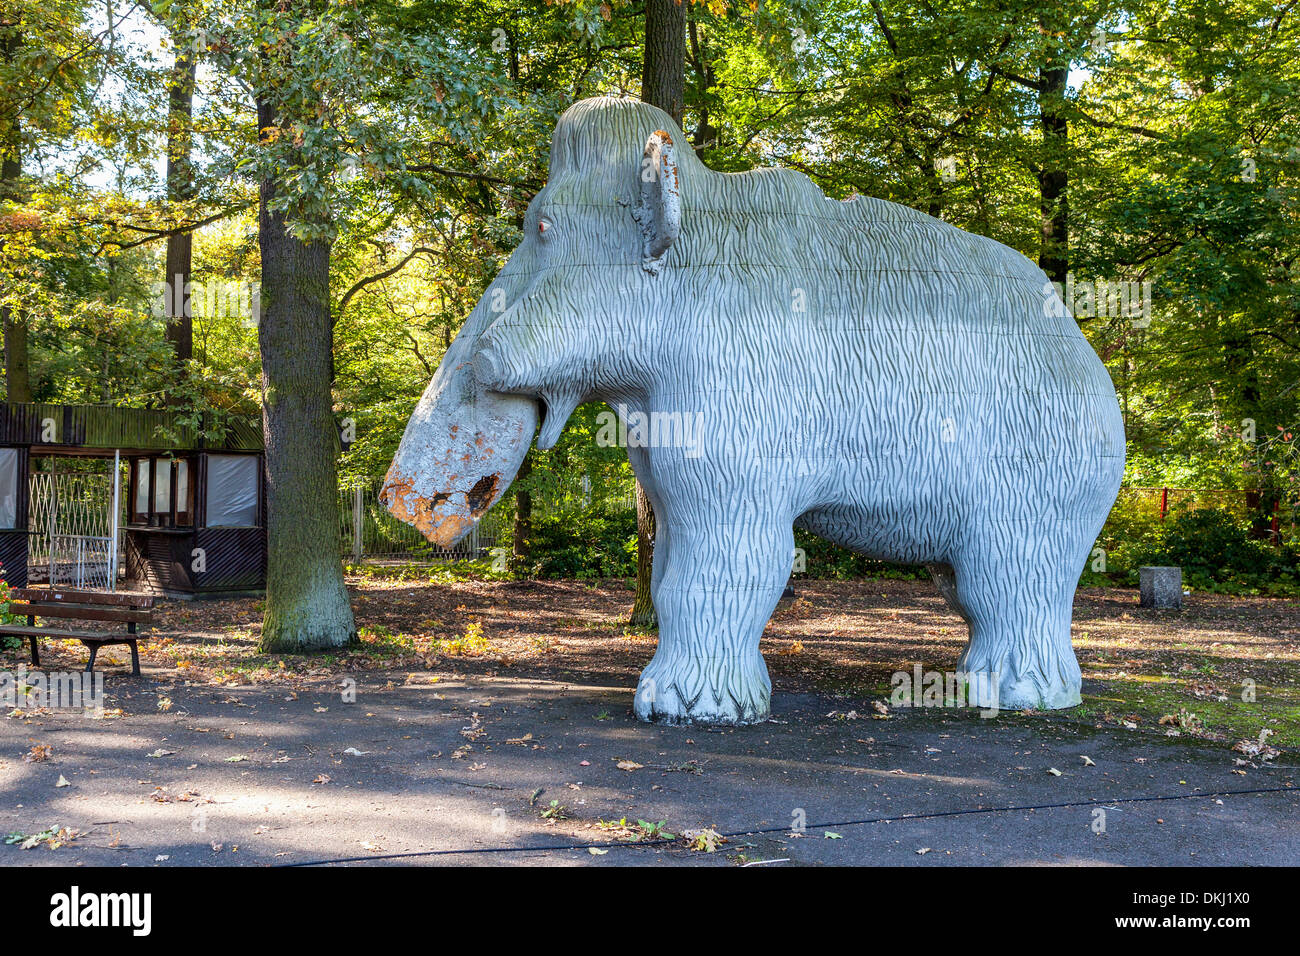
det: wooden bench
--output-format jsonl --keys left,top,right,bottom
{"left": 1, "top": 588, "right": 155, "bottom": 676}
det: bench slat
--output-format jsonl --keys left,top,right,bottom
{"left": 0, "top": 624, "right": 139, "bottom": 644}
{"left": 8, "top": 602, "right": 153, "bottom": 625}
{"left": 10, "top": 588, "right": 155, "bottom": 609}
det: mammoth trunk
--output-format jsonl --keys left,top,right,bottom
{"left": 382, "top": 347, "right": 537, "bottom": 549}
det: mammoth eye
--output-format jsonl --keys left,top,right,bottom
{"left": 537, "top": 219, "right": 552, "bottom": 236}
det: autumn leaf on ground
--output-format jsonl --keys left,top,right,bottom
{"left": 7, "top": 825, "right": 79, "bottom": 850}
{"left": 1232, "top": 729, "right": 1279, "bottom": 761}
{"left": 683, "top": 828, "right": 725, "bottom": 852}
{"left": 1081, "top": 756, "right": 1096, "bottom": 766}
{"left": 616, "top": 760, "right": 642, "bottom": 771}
{"left": 24, "top": 744, "right": 51, "bottom": 763}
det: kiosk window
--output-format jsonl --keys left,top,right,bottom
{"left": 130, "top": 456, "right": 194, "bottom": 526}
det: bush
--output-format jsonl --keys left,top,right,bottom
{"left": 1153, "top": 510, "right": 1299, "bottom": 595}
{"left": 1082, "top": 505, "right": 1300, "bottom": 596}
{"left": 525, "top": 507, "right": 637, "bottom": 579}
{"left": 794, "top": 528, "right": 928, "bottom": 581}
{"left": 513, "top": 502, "right": 1298, "bottom": 595}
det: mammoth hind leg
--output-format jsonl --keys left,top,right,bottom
{"left": 927, "top": 562, "right": 971, "bottom": 626}
{"left": 948, "top": 528, "right": 1087, "bottom": 712}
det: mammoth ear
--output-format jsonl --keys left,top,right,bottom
{"left": 633, "top": 129, "right": 680, "bottom": 276}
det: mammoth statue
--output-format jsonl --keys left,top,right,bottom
{"left": 383, "top": 96, "right": 1124, "bottom": 726}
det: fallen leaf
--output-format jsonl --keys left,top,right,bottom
{"left": 616, "top": 760, "right": 643, "bottom": 772}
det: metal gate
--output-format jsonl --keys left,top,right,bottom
{"left": 28, "top": 457, "right": 123, "bottom": 590}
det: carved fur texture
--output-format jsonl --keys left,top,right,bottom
{"left": 386, "top": 97, "right": 1125, "bottom": 725}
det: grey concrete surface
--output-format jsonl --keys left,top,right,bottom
{"left": 1, "top": 672, "right": 1294, "bottom": 866}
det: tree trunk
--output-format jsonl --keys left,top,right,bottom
{"left": 512, "top": 453, "right": 532, "bottom": 574}
{"left": 642, "top": 0, "right": 686, "bottom": 125}
{"left": 632, "top": 0, "right": 686, "bottom": 627}
{"left": 1036, "top": 39, "right": 1069, "bottom": 283}
{"left": 256, "top": 94, "right": 356, "bottom": 652}
{"left": 3, "top": 304, "right": 31, "bottom": 403}
{"left": 1, "top": 149, "right": 30, "bottom": 403}
{"left": 164, "top": 29, "right": 196, "bottom": 383}
{"left": 687, "top": 13, "right": 716, "bottom": 149}
{"left": 629, "top": 478, "right": 657, "bottom": 627}
{"left": 1, "top": 29, "right": 31, "bottom": 404}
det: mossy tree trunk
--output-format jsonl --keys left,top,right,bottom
{"left": 512, "top": 453, "right": 532, "bottom": 575}
{"left": 629, "top": 478, "right": 657, "bottom": 626}
{"left": 256, "top": 94, "right": 356, "bottom": 652}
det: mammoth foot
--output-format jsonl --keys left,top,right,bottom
{"left": 633, "top": 647, "right": 771, "bottom": 726}
{"left": 957, "top": 642, "right": 1082, "bottom": 712}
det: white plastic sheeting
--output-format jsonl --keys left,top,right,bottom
{"left": 0, "top": 448, "right": 16, "bottom": 528}
{"left": 206, "top": 454, "right": 258, "bottom": 527}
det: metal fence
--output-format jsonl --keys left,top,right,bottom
{"left": 334, "top": 479, "right": 1282, "bottom": 566}
{"left": 337, "top": 479, "right": 509, "bottom": 563}
{"left": 28, "top": 464, "right": 124, "bottom": 588}
{"left": 1115, "top": 486, "right": 1251, "bottom": 520}
{"left": 49, "top": 534, "right": 115, "bottom": 589}
{"left": 336, "top": 474, "right": 637, "bottom": 564}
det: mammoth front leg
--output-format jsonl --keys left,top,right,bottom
{"left": 634, "top": 508, "right": 793, "bottom": 725}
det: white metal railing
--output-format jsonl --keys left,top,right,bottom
{"left": 49, "top": 534, "right": 115, "bottom": 590}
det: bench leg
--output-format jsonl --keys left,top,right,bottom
{"left": 85, "top": 643, "right": 99, "bottom": 673}
{"left": 129, "top": 640, "right": 141, "bottom": 677}
{"left": 29, "top": 636, "right": 39, "bottom": 667}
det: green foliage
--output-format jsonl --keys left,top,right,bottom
{"left": 524, "top": 506, "right": 637, "bottom": 579}
{"left": 793, "top": 528, "right": 927, "bottom": 582}
{"left": 1083, "top": 505, "right": 1300, "bottom": 597}
{"left": 5, "top": 0, "right": 1300, "bottom": 599}
{"left": 1153, "top": 511, "right": 1299, "bottom": 595}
